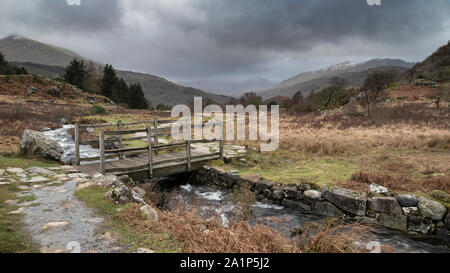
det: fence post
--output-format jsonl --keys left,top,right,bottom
{"left": 219, "top": 139, "right": 224, "bottom": 160}
{"left": 75, "top": 123, "right": 80, "bottom": 166}
{"left": 99, "top": 129, "right": 105, "bottom": 175}
{"left": 146, "top": 126, "right": 153, "bottom": 178}
{"left": 186, "top": 140, "right": 191, "bottom": 171}
{"left": 117, "top": 120, "right": 123, "bottom": 159}
{"left": 154, "top": 118, "right": 159, "bottom": 155}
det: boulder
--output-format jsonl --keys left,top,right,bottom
{"left": 254, "top": 180, "right": 273, "bottom": 193}
{"left": 303, "top": 190, "right": 322, "bottom": 201}
{"left": 296, "top": 183, "right": 311, "bottom": 192}
{"left": 434, "top": 228, "right": 450, "bottom": 243}
{"left": 396, "top": 195, "right": 418, "bottom": 207}
{"left": 118, "top": 175, "right": 135, "bottom": 187}
{"left": 132, "top": 187, "right": 146, "bottom": 200}
{"left": 376, "top": 213, "right": 407, "bottom": 231}
{"left": 418, "top": 197, "right": 447, "bottom": 221}
{"left": 402, "top": 207, "right": 419, "bottom": 215}
{"left": 322, "top": 188, "right": 367, "bottom": 216}
{"left": 283, "top": 187, "right": 302, "bottom": 201}
{"left": 46, "top": 86, "right": 61, "bottom": 97}
{"left": 238, "top": 174, "right": 261, "bottom": 190}
{"left": 139, "top": 205, "right": 158, "bottom": 222}
{"left": 27, "top": 166, "right": 57, "bottom": 176}
{"left": 272, "top": 190, "right": 284, "bottom": 200}
{"left": 446, "top": 214, "right": 450, "bottom": 230}
{"left": 313, "top": 202, "right": 345, "bottom": 218}
{"left": 408, "top": 215, "right": 434, "bottom": 234}
{"left": 20, "top": 130, "right": 63, "bottom": 161}
{"left": 105, "top": 185, "right": 135, "bottom": 204}
{"left": 281, "top": 199, "right": 311, "bottom": 211}
{"left": 367, "top": 197, "right": 403, "bottom": 215}
{"left": 27, "top": 86, "right": 37, "bottom": 94}
{"left": 93, "top": 174, "right": 124, "bottom": 188}
{"left": 369, "top": 183, "right": 388, "bottom": 194}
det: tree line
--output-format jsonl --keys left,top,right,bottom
{"left": 0, "top": 52, "right": 28, "bottom": 75}
{"left": 62, "top": 58, "right": 148, "bottom": 109}
{"left": 233, "top": 69, "right": 399, "bottom": 117}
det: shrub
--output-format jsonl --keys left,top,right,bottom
{"left": 85, "top": 105, "right": 107, "bottom": 115}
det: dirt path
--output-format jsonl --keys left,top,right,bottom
{"left": 5, "top": 166, "right": 123, "bottom": 253}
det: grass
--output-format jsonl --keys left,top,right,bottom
{"left": 0, "top": 184, "right": 37, "bottom": 253}
{"left": 75, "top": 186, "right": 180, "bottom": 253}
{"left": 215, "top": 150, "right": 358, "bottom": 185}
{"left": 0, "top": 154, "right": 59, "bottom": 169}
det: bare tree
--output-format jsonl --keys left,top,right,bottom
{"left": 359, "top": 70, "right": 398, "bottom": 117}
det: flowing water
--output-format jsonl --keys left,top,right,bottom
{"left": 161, "top": 182, "right": 449, "bottom": 253}
{"left": 43, "top": 125, "right": 100, "bottom": 164}
{"left": 44, "top": 126, "right": 449, "bottom": 253}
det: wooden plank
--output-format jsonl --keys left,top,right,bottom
{"left": 146, "top": 126, "right": 153, "bottom": 178}
{"left": 104, "top": 129, "right": 147, "bottom": 135}
{"left": 117, "top": 120, "right": 123, "bottom": 159}
{"left": 219, "top": 140, "right": 224, "bottom": 160}
{"left": 99, "top": 129, "right": 105, "bottom": 175}
{"left": 186, "top": 140, "right": 191, "bottom": 171}
{"left": 105, "top": 147, "right": 148, "bottom": 154}
{"left": 79, "top": 124, "right": 115, "bottom": 128}
{"left": 75, "top": 123, "right": 80, "bottom": 166}
{"left": 154, "top": 118, "right": 159, "bottom": 155}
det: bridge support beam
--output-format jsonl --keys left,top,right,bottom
{"left": 146, "top": 126, "right": 153, "bottom": 178}
{"left": 99, "top": 129, "right": 105, "bottom": 175}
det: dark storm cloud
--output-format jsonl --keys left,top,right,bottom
{"left": 11, "top": 0, "right": 124, "bottom": 32}
{"left": 1, "top": 0, "right": 450, "bottom": 81}
{"left": 180, "top": 0, "right": 450, "bottom": 51}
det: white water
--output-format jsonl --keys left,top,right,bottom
{"left": 43, "top": 125, "right": 100, "bottom": 164}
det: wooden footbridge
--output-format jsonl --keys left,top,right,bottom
{"left": 73, "top": 119, "right": 223, "bottom": 179}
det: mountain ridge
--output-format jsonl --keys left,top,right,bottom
{"left": 0, "top": 35, "right": 232, "bottom": 106}
{"left": 260, "top": 58, "right": 415, "bottom": 99}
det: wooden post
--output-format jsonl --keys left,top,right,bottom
{"left": 146, "top": 126, "right": 153, "bottom": 178}
{"left": 154, "top": 118, "right": 159, "bottom": 155}
{"left": 186, "top": 140, "right": 191, "bottom": 171}
{"left": 117, "top": 120, "right": 123, "bottom": 159}
{"left": 219, "top": 139, "right": 224, "bottom": 160}
{"left": 75, "top": 123, "right": 80, "bottom": 166}
{"left": 99, "top": 129, "right": 105, "bottom": 175}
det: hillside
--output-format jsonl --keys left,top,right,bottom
{"left": 0, "top": 35, "right": 81, "bottom": 67}
{"left": 117, "top": 70, "right": 232, "bottom": 106}
{"left": 260, "top": 66, "right": 409, "bottom": 99}
{"left": 406, "top": 41, "right": 450, "bottom": 83}
{"left": 0, "top": 35, "right": 232, "bottom": 106}
{"left": 178, "top": 77, "right": 276, "bottom": 98}
{"left": 260, "top": 59, "right": 414, "bottom": 99}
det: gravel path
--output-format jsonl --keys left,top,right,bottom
{"left": 4, "top": 166, "right": 122, "bottom": 253}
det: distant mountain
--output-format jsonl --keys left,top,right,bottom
{"left": 117, "top": 70, "right": 231, "bottom": 106}
{"left": 0, "top": 35, "right": 232, "bottom": 106}
{"left": 406, "top": 41, "right": 450, "bottom": 83}
{"left": 178, "top": 78, "right": 276, "bottom": 98}
{"left": 261, "top": 66, "right": 410, "bottom": 99}
{"left": 0, "top": 35, "right": 81, "bottom": 67}
{"left": 260, "top": 58, "right": 415, "bottom": 99}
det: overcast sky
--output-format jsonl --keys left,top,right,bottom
{"left": 1, "top": 0, "right": 449, "bottom": 82}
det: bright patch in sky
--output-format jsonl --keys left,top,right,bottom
{"left": 66, "top": 0, "right": 81, "bottom": 6}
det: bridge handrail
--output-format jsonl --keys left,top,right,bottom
{"left": 75, "top": 118, "right": 224, "bottom": 177}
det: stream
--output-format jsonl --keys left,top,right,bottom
{"left": 44, "top": 126, "right": 449, "bottom": 253}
